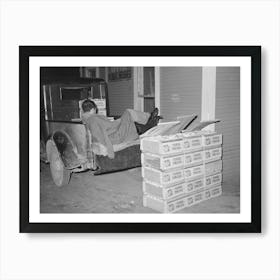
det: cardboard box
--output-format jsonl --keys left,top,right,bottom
{"left": 202, "top": 133, "right": 223, "bottom": 148}
{"left": 141, "top": 149, "right": 206, "bottom": 171}
{"left": 143, "top": 180, "right": 187, "bottom": 200}
{"left": 182, "top": 135, "right": 203, "bottom": 152}
{"left": 143, "top": 176, "right": 205, "bottom": 200}
{"left": 141, "top": 152, "right": 185, "bottom": 171}
{"left": 205, "top": 160, "right": 223, "bottom": 176}
{"left": 141, "top": 129, "right": 222, "bottom": 155}
{"left": 209, "top": 185, "right": 222, "bottom": 198}
{"left": 205, "top": 172, "right": 222, "bottom": 188}
{"left": 184, "top": 150, "right": 204, "bottom": 167}
{"left": 184, "top": 164, "right": 205, "bottom": 180}
{"left": 185, "top": 177, "right": 205, "bottom": 193}
{"left": 92, "top": 98, "right": 106, "bottom": 109}
{"left": 142, "top": 166, "right": 185, "bottom": 187}
{"left": 140, "top": 134, "right": 184, "bottom": 155}
{"left": 204, "top": 147, "right": 222, "bottom": 163}
{"left": 143, "top": 185, "right": 222, "bottom": 213}
{"left": 143, "top": 193, "right": 190, "bottom": 213}
{"left": 98, "top": 109, "right": 107, "bottom": 116}
{"left": 204, "top": 185, "right": 222, "bottom": 199}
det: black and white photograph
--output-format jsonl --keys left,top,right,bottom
{"left": 39, "top": 66, "right": 240, "bottom": 214}
{"left": 20, "top": 46, "right": 260, "bottom": 232}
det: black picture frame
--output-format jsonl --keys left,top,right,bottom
{"left": 20, "top": 46, "right": 261, "bottom": 233}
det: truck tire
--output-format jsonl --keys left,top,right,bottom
{"left": 47, "top": 140, "right": 71, "bottom": 187}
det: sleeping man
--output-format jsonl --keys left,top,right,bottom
{"left": 81, "top": 99, "right": 161, "bottom": 159}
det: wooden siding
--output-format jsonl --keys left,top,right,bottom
{"left": 107, "top": 79, "right": 134, "bottom": 116}
{"left": 159, "top": 67, "right": 202, "bottom": 123}
{"left": 215, "top": 67, "right": 240, "bottom": 188}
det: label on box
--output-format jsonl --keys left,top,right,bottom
{"left": 184, "top": 165, "right": 204, "bottom": 180}
{"left": 204, "top": 147, "right": 222, "bottom": 162}
{"left": 165, "top": 182, "right": 187, "bottom": 199}
{"left": 205, "top": 173, "right": 222, "bottom": 187}
{"left": 202, "top": 134, "right": 222, "bottom": 147}
{"left": 210, "top": 186, "right": 222, "bottom": 197}
{"left": 182, "top": 136, "right": 202, "bottom": 151}
{"left": 161, "top": 140, "right": 184, "bottom": 154}
{"left": 93, "top": 99, "right": 106, "bottom": 108}
{"left": 162, "top": 154, "right": 184, "bottom": 169}
{"left": 185, "top": 151, "right": 204, "bottom": 166}
{"left": 186, "top": 177, "right": 204, "bottom": 193}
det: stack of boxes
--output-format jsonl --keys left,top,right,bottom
{"left": 140, "top": 131, "right": 223, "bottom": 213}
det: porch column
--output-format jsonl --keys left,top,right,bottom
{"left": 201, "top": 66, "right": 216, "bottom": 131}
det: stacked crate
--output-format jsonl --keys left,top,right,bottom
{"left": 92, "top": 98, "right": 107, "bottom": 116}
{"left": 140, "top": 131, "right": 223, "bottom": 213}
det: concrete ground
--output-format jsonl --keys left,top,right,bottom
{"left": 40, "top": 162, "right": 240, "bottom": 213}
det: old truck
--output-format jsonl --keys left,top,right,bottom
{"left": 41, "top": 78, "right": 141, "bottom": 187}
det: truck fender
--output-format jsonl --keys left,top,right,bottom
{"left": 48, "top": 131, "right": 82, "bottom": 169}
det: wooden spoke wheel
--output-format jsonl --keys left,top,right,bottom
{"left": 47, "top": 140, "right": 70, "bottom": 187}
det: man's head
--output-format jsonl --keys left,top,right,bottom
{"left": 81, "top": 99, "right": 98, "bottom": 115}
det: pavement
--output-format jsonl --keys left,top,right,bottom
{"left": 40, "top": 162, "right": 240, "bottom": 214}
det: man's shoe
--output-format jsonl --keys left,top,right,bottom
{"left": 135, "top": 115, "right": 163, "bottom": 135}
{"left": 146, "top": 108, "right": 159, "bottom": 123}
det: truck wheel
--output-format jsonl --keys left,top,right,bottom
{"left": 47, "top": 140, "right": 71, "bottom": 187}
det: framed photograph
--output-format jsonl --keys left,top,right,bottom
{"left": 20, "top": 46, "right": 261, "bottom": 233}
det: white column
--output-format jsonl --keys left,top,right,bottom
{"left": 95, "top": 67, "right": 100, "bottom": 78}
{"left": 104, "top": 67, "right": 109, "bottom": 82}
{"left": 201, "top": 67, "right": 216, "bottom": 131}
{"left": 133, "top": 67, "right": 144, "bottom": 111}
{"left": 154, "top": 67, "right": 161, "bottom": 113}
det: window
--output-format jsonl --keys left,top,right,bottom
{"left": 59, "top": 87, "right": 90, "bottom": 100}
{"left": 108, "top": 67, "right": 132, "bottom": 81}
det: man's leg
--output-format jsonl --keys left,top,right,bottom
{"left": 126, "top": 109, "right": 150, "bottom": 124}
{"left": 109, "top": 109, "right": 140, "bottom": 144}
{"left": 131, "top": 108, "right": 162, "bottom": 135}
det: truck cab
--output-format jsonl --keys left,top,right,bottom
{"left": 40, "top": 78, "right": 141, "bottom": 187}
